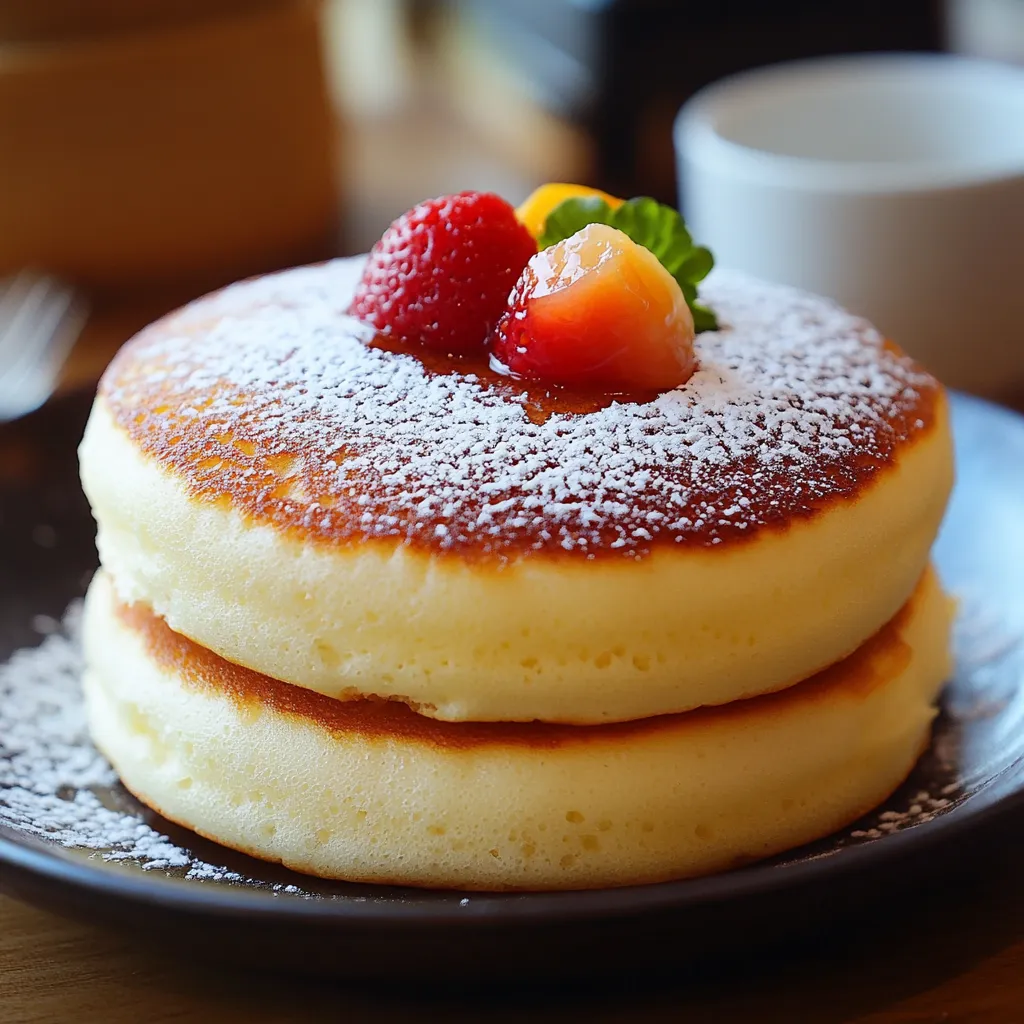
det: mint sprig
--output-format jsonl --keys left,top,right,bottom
{"left": 537, "top": 196, "right": 718, "bottom": 331}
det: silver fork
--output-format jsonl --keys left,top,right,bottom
{"left": 0, "top": 271, "right": 88, "bottom": 422}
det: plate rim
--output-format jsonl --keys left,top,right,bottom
{"left": 2, "top": 769, "right": 1024, "bottom": 927}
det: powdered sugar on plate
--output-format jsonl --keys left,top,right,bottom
{"left": 0, "top": 604, "right": 304, "bottom": 889}
{"left": 100, "top": 261, "right": 939, "bottom": 556}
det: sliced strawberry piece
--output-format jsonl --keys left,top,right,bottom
{"left": 349, "top": 191, "right": 537, "bottom": 354}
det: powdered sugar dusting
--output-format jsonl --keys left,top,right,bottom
{"left": 849, "top": 791, "right": 957, "bottom": 841}
{"left": 0, "top": 606, "right": 306, "bottom": 889}
{"left": 102, "top": 260, "right": 938, "bottom": 556}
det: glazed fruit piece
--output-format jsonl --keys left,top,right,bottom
{"left": 492, "top": 223, "right": 697, "bottom": 391}
{"left": 515, "top": 183, "right": 623, "bottom": 239}
{"left": 349, "top": 191, "right": 537, "bottom": 354}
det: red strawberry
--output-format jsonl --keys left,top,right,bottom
{"left": 348, "top": 192, "right": 537, "bottom": 354}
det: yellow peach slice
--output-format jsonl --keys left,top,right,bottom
{"left": 493, "top": 223, "right": 697, "bottom": 391}
{"left": 515, "top": 183, "right": 624, "bottom": 240}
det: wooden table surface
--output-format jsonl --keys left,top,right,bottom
{"left": 1, "top": 815, "right": 1023, "bottom": 1023}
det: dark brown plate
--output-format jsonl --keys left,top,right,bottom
{"left": 1, "top": 390, "right": 1023, "bottom": 982}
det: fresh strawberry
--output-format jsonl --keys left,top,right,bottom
{"left": 348, "top": 192, "right": 537, "bottom": 354}
{"left": 491, "top": 223, "right": 696, "bottom": 391}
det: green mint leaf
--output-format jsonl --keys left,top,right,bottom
{"left": 690, "top": 302, "right": 718, "bottom": 333}
{"left": 537, "top": 195, "right": 718, "bottom": 331}
{"left": 675, "top": 246, "right": 714, "bottom": 283}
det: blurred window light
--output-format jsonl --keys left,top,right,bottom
{"left": 325, "top": 0, "right": 416, "bottom": 118}
{"left": 947, "top": 0, "right": 1024, "bottom": 63}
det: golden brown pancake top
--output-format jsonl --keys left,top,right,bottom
{"left": 99, "top": 260, "right": 940, "bottom": 560}
{"left": 114, "top": 587, "right": 915, "bottom": 749}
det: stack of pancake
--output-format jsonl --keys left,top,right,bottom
{"left": 79, "top": 258, "right": 954, "bottom": 891}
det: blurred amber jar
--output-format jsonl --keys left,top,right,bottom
{"left": 0, "top": 0, "right": 338, "bottom": 295}
{"left": 0, "top": 0, "right": 267, "bottom": 41}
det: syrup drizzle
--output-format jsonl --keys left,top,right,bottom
{"left": 367, "top": 333, "right": 660, "bottom": 424}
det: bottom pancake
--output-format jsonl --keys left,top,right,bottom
{"left": 82, "top": 569, "right": 952, "bottom": 891}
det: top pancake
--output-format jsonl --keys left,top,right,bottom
{"left": 98, "top": 258, "right": 939, "bottom": 560}
{"left": 82, "top": 259, "right": 952, "bottom": 723}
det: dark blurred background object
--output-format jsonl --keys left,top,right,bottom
{"left": 0, "top": 0, "right": 264, "bottom": 42}
{"left": 449, "top": 0, "right": 944, "bottom": 204}
{"left": 332, "top": 0, "right": 953, "bottom": 249}
{"left": 0, "top": 0, "right": 336, "bottom": 297}
{"left": 0, "top": 0, "right": 337, "bottom": 391}
{"left": 4, "top": 0, "right": 1023, "bottom": 396}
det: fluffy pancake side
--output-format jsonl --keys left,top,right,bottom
{"left": 82, "top": 568, "right": 953, "bottom": 891}
{"left": 81, "top": 387, "right": 952, "bottom": 723}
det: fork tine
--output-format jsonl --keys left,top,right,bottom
{"left": 0, "top": 285, "right": 77, "bottom": 386}
{"left": 0, "top": 271, "right": 87, "bottom": 422}
{"left": 0, "top": 273, "right": 60, "bottom": 362}
{"left": 0, "top": 278, "right": 71, "bottom": 382}
{"left": 0, "top": 274, "right": 37, "bottom": 363}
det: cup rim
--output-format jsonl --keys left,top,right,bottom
{"left": 675, "top": 52, "right": 1024, "bottom": 194}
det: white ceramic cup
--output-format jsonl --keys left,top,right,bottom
{"left": 676, "top": 53, "right": 1024, "bottom": 397}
